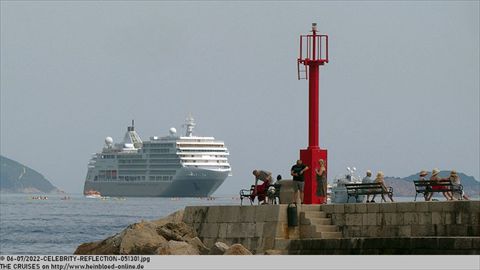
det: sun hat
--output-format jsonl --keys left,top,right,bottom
{"left": 431, "top": 168, "right": 440, "bottom": 176}
{"left": 366, "top": 170, "right": 372, "bottom": 174}
{"left": 450, "top": 170, "right": 457, "bottom": 175}
{"left": 376, "top": 171, "right": 384, "bottom": 178}
{"left": 419, "top": 170, "right": 428, "bottom": 177}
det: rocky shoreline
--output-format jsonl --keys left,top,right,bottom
{"left": 74, "top": 209, "right": 252, "bottom": 255}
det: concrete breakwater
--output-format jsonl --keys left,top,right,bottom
{"left": 183, "top": 200, "right": 479, "bottom": 254}
{"left": 75, "top": 200, "right": 479, "bottom": 255}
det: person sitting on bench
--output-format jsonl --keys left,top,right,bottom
{"left": 426, "top": 168, "right": 453, "bottom": 201}
{"left": 419, "top": 170, "right": 430, "bottom": 201}
{"left": 371, "top": 171, "right": 394, "bottom": 202}
{"left": 251, "top": 170, "right": 273, "bottom": 204}
{"left": 362, "top": 170, "right": 373, "bottom": 202}
{"left": 449, "top": 170, "right": 469, "bottom": 200}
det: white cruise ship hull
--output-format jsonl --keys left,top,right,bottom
{"left": 83, "top": 167, "right": 228, "bottom": 197}
{"left": 84, "top": 116, "right": 231, "bottom": 197}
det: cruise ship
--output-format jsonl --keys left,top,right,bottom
{"left": 83, "top": 116, "right": 231, "bottom": 197}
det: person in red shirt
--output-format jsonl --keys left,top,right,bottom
{"left": 250, "top": 170, "right": 273, "bottom": 204}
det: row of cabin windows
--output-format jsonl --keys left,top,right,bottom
{"left": 94, "top": 170, "right": 117, "bottom": 180}
{"left": 117, "top": 155, "right": 178, "bottom": 163}
{"left": 184, "top": 160, "right": 228, "bottom": 163}
{"left": 143, "top": 143, "right": 175, "bottom": 148}
{"left": 117, "top": 164, "right": 179, "bottom": 168}
{"left": 120, "top": 175, "right": 145, "bottom": 181}
{"left": 118, "top": 159, "right": 146, "bottom": 164}
{"left": 96, "top": 169, "right": 176, "bottom": 175}
{"left": 118, "top": 164, "right": 148, "bottom": 168}
{"left": 148, "top": 154, "right": 178, "bottom": 159}
{"left": 177, "top": 145, "right": 224, "bottom": 148}
{"left": 93, "top": 175, "right": 174, "bottom": 182}
{"left": 117, "top": 155, "right": 142, "bottom": 159}
{"left": 148, "top": 163, "right": 182, "bottom": 168}
{"left": 118, "top": 154, "right": 178, "bottom": 164}
{"left": 117, "top": 162, "right": 180, "bottom": 167}
{"left": 180, "top": 155, "right": 227, "bottom": 158}
{"left": 119, "top": 158, "right": 179, "bottom": 163}
{"left": 118, "top": 170, "right": 148, "bottom": 174}
{"left": 146, "top": 148, "right": 170, "bottom": 153}
{"left": 185, "top": 165, "right": 230, "bottom": 169}
{"left": 149, "top": 170, "right": 177, "bottom": 175}
{"left": 149, "top": 176, "right": 173, "bottom": 181}
{"left": 179, "top": 149, "right": 227, "bottom": 153}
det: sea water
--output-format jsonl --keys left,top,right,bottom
{"left": 0, "top": 194, "right": 237, "bottom": 254}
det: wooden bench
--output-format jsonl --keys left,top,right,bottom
{"left": 413, "top": 180, "right": 463, "bottom": 201}
{"left": 344, "top": 182, "right": 393, "bottom": 203}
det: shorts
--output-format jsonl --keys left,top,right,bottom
{"left": 293, "top": 181, "right": 304, "bottom": 192}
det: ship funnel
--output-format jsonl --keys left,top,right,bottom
{"left": 124, "top": 120, "right": 142, "bottom": 148}
{"left": 128, "top": 120, "right": 135, "bottom": 131}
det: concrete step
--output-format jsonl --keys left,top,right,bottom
{"left": 318, "top": 231, "right": 343, "bottom": 239}
{"left": 315, "top": 225, "right": 339, "bottom": 232}
{"left": 300, "top": 216, "right": 331, "bottom": 225}
{"left": 309, "top": 217, "right": 332, "bottom": 225}
{"left": 299, "top": 205, "right": 321, "bottom": 211}
{"left": 299, "top": 225, "right": 316, "bottom": 238}
{"left": 301, "top": 225, "right": 342, "bottom": 239}
{"left": 302, "top": 211, "right": 327, "bottom": 219}
{"left": 305, "top": 232, "right": 343, "bottom": 240}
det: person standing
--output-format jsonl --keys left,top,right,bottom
{"left": 291, "top": 160, "right": 309, "bottom": 204}
{"left": 315, "top": 159, "right": 327, "bottom": 203}
{"left": 362, "top": 170, "right": 373, "bottom": 202}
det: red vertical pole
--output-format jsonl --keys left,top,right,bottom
{"left": 308, "top": 63, "right": 319, "bottom": 149}
{"left": 299, "top": 24, "right": 328, "bottom": 205}
{"left": 309, "top": 30, "right": 319, "bottom": 148}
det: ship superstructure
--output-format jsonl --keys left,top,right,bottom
{"left": 83, "top": 116, "right": 231, "bottom": 197}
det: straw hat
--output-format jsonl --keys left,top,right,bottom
{"left": 376, "top": 171, "right": 384, "bottom": 178}
{"left": 431, "top": 168, "right": 440, "bottom": 176}
{"left": 450, "top": 170, "right": 457, "bottom": 176}
{"left": 419, "top": 170, "right": 428, "bottom": 177}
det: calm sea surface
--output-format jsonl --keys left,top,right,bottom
{"left": 0, "top": 193, "right": 237, "bottom": 254}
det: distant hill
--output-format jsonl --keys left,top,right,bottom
{"left": 0, "top": 155, "right": 59, "bottom": 193}
{"left": 385, "top": 171, "right": 480, "bottom": 197}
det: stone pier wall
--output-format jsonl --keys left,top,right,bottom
{"left": 288, "top": 237, "right": 480, "bottom": 255}
{"left": 182, "top": 205, "right": 304, "bottom": 254}
{"left": 182, "top": 201, "right": 479, "bottom": 254}
{"left": 319, "top": 201, "right": 479, "bottom": 238}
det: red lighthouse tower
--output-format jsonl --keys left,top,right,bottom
{"left": 297, "top": 23, "right": 329, "bottom": 204}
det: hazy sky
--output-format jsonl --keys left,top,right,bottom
{"left": 1, "top": 1, "right": 479, "bottom": 195}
